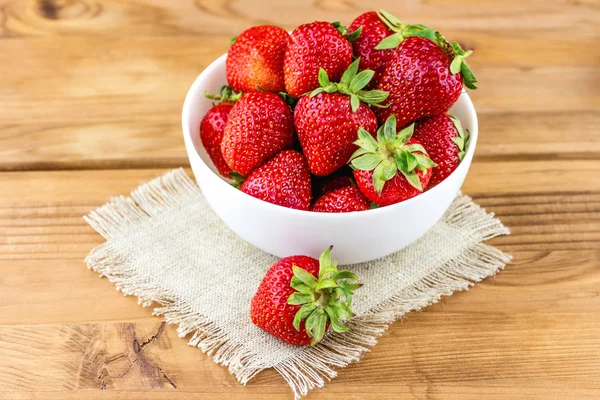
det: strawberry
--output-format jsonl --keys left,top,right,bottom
{"left": 350, "top": 115, "right": 435, "bottom": 206}
{"left": 348, "top": 10, "right": 431, "bottom": 89}
{"left": 376, "top": 34, "right": 478, "bottom": 126}
{"left": 239, "top": 150, "right": 312, "bottom": 210}
{"left": 413, "top": 114, "right": 469, "bottom": 188}
{"left": 226, "top": 25, "right": 289, "bottom": 93}
{"left": 251, "top": 246, "right": 360, "bottom": 346}
{"left": 200, "top": 103, "right": 234, "bottom": 177}
{"left": 199, "top": 86, "right": 241, "bottom": 177}
{"left": 284, "top": 21, "right": 353, "bottom": 98}
{"left": 312, "top": 186, "right": 370, "bottom": 213}
{"left": 294, "top": 59, "right": 388, "bottom": 176}
{"left": 348, "top": 11, "right": 393, "bottom": 89}
{"left": 221, "top": 92, "right": 294, "bottom": 176}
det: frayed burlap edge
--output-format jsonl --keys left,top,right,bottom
{"left": 84, "top": 168, "right": 511, "bottom": 399}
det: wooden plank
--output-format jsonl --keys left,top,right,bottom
{"left": 0, "top": 37, "right": 597, "bottom": 123}
{"left": 0, "top": 312, "right": 598, "bottom": 397}
{"left": 0, "top": 30, "right": 598, "bottom": 170}
{"left": 475, "top": 111, "right": 600, "bottom": 161}
{"left": 1, "top": 162, "right": 599, "bottom": 203}
{"left": 1, "top": 228, "right": 599, "bottom": 395}
{"left": 0, "top": 260, "right": 152, "bottom": 325}
{"left": 1, "top": 167, "right": 599, "bottom": 262}
{"left": 462, "top": 160, "right": 600, "bottom": 195}
{"left": 1, "top": 110, "right": 599, "bottom": 171}
{"left": 1, "top": 0, "right": 598, "bottom": 38}
{"left": 0, "top": 250, "right": 598, "bottom": 325}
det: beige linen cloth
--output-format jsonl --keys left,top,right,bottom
{"left": 84, "top": 168, "right": 510, "bottom": 399}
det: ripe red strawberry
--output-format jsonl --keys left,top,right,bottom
{"left": 221, "top": 92, "right": 294, "bottom": 176}
{"left": 354, "top": 166, "right": 431, "bottom": 207}
{"left": 311, "top": 186, "right": 370, "bottom": 213}
{"left": 413, "top": 114, "right": 469, "bottom": 188}
{"left": 239, "top": 150, "right": 311, "bottom": 210}
{"left": 284, "top": 21, "right": 353, "bottom": 98}
{"left": 294, "top": 59, "right": 388, "bottom": 176}
{"left": 200, "top": 103, "right": 234, "bottom": 177}
{"left": 348, "top": 10, "right": 431, "bottom": 89}
{"left": 199, "top": 86, "right": 241, "bottom": 177}
{"left": 226, "top": 25, "right": 289, "bottom": 93}
{"left": 376, "top": 35, "right": 478, "bottom": 126}
{"left": 251, "top": 246, "right": 360, "bottom": 346}
{"left": 348, "top": 11, "right": 394, "bottom": 89}
{"left": 350, "top": 115, "right": 435, "bottom": 206}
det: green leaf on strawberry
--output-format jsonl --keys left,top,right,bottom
{"left": 288, "top": 246, "right": 360, "bottom": 346}
{"left": 204, "top": 85, "right": 242, "bottom": 104}
{"left": 449, "top": 42, "right": 477, "bottom": 89}
{"left": 229, "top": 171, "right": 246, "bottom": 188}
{"left": 345, "top": 26, "right": 362, "bottom": 42}
{"left": 449, "top": 115, "right": 470, "bottom": 161}
{"left": 310, "top": 59, "right": 389, "bottom": 112}
{"left": 431, "top": 32, "right": 478, "bottom": 90}
{"left": 374, "top": 9, "right": 437, "bottom": 50}
{"left": 349, "top": 115, "right": 437, "bottom": 195}
{"left": 278, "top": 92, "right": 298, "bottom": 108}
{"left": 331, "top": 21, "right": 363, "bottom": 42}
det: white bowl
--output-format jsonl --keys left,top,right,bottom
{"left": 182, "top": 54, "right": 478, "bottom": 264}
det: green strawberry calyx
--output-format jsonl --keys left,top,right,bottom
{"left": 449, "top": 115, "right": 471, "bottom": 161}
{"left": 331, "top": 21, "right": 362, "bottom": 42}
{"left": 278, "top": 92, "right": 298, "bottom": 108}
{"left": 205, "top": 85, "right": 242, "bottom": 104}
{"left": 448, "top": 40, "right": 478, "bottom": 90}
{"left": 375, "top": 9, "right": 437, "bottom": 50}
{"left": 432, "top": 32, "right": 478, "bottom": 90}
{"left": 287, "top": 246, "right": 361, "bottom": 346}
{"left": 310, "top": 58, "right": 390, "bottom": 112}
{"left": 229, "top": 171, "right": 246, "bottom": 188}
{"left": 349, "top": 115, "right": 437, "bottom": 194}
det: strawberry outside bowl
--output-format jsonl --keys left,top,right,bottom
{"left": 182, "top": 54, "right": 478, "bottom": 264}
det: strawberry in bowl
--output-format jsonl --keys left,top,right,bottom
{"left": 182, "top": 12, "right": 478, "bottom": 264}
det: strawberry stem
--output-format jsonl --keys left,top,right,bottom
{"left": 205, "top": 85, "right": 242, "bottom": 104}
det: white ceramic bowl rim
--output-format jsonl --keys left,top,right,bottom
{"left": 182, "top": 53, "right": 478, "bottom": 220}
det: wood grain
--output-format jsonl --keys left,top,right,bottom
{"left": 1, "top": 110, "right": 599, "bottom": 171}
{"left": 0, "top": 0, "right": 599, "bottom": 398}
{"left": 1, "top": 250, "right": 598, "bottom": 325}
{"left": 1, "top": 302, "right": 599, "bottom": 397}
{"left": 0, "top": 0, "right": 598, "bottom": 171}
{"left": 1, "top": 0, "right": 598, "bottom": 38}
{"left": 0, "top": 168, "right": 599, "bottom": 260}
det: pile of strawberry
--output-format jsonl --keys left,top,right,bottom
{"left": 200, "top": 10, "right": 476, "bottom": 212}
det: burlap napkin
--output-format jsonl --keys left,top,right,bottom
{"left": 84, "top": 168, "right": 510, "bottom": 399}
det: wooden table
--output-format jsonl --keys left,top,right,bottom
{"left": 1, "top": 1, "right": 599, "bottom": 399}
